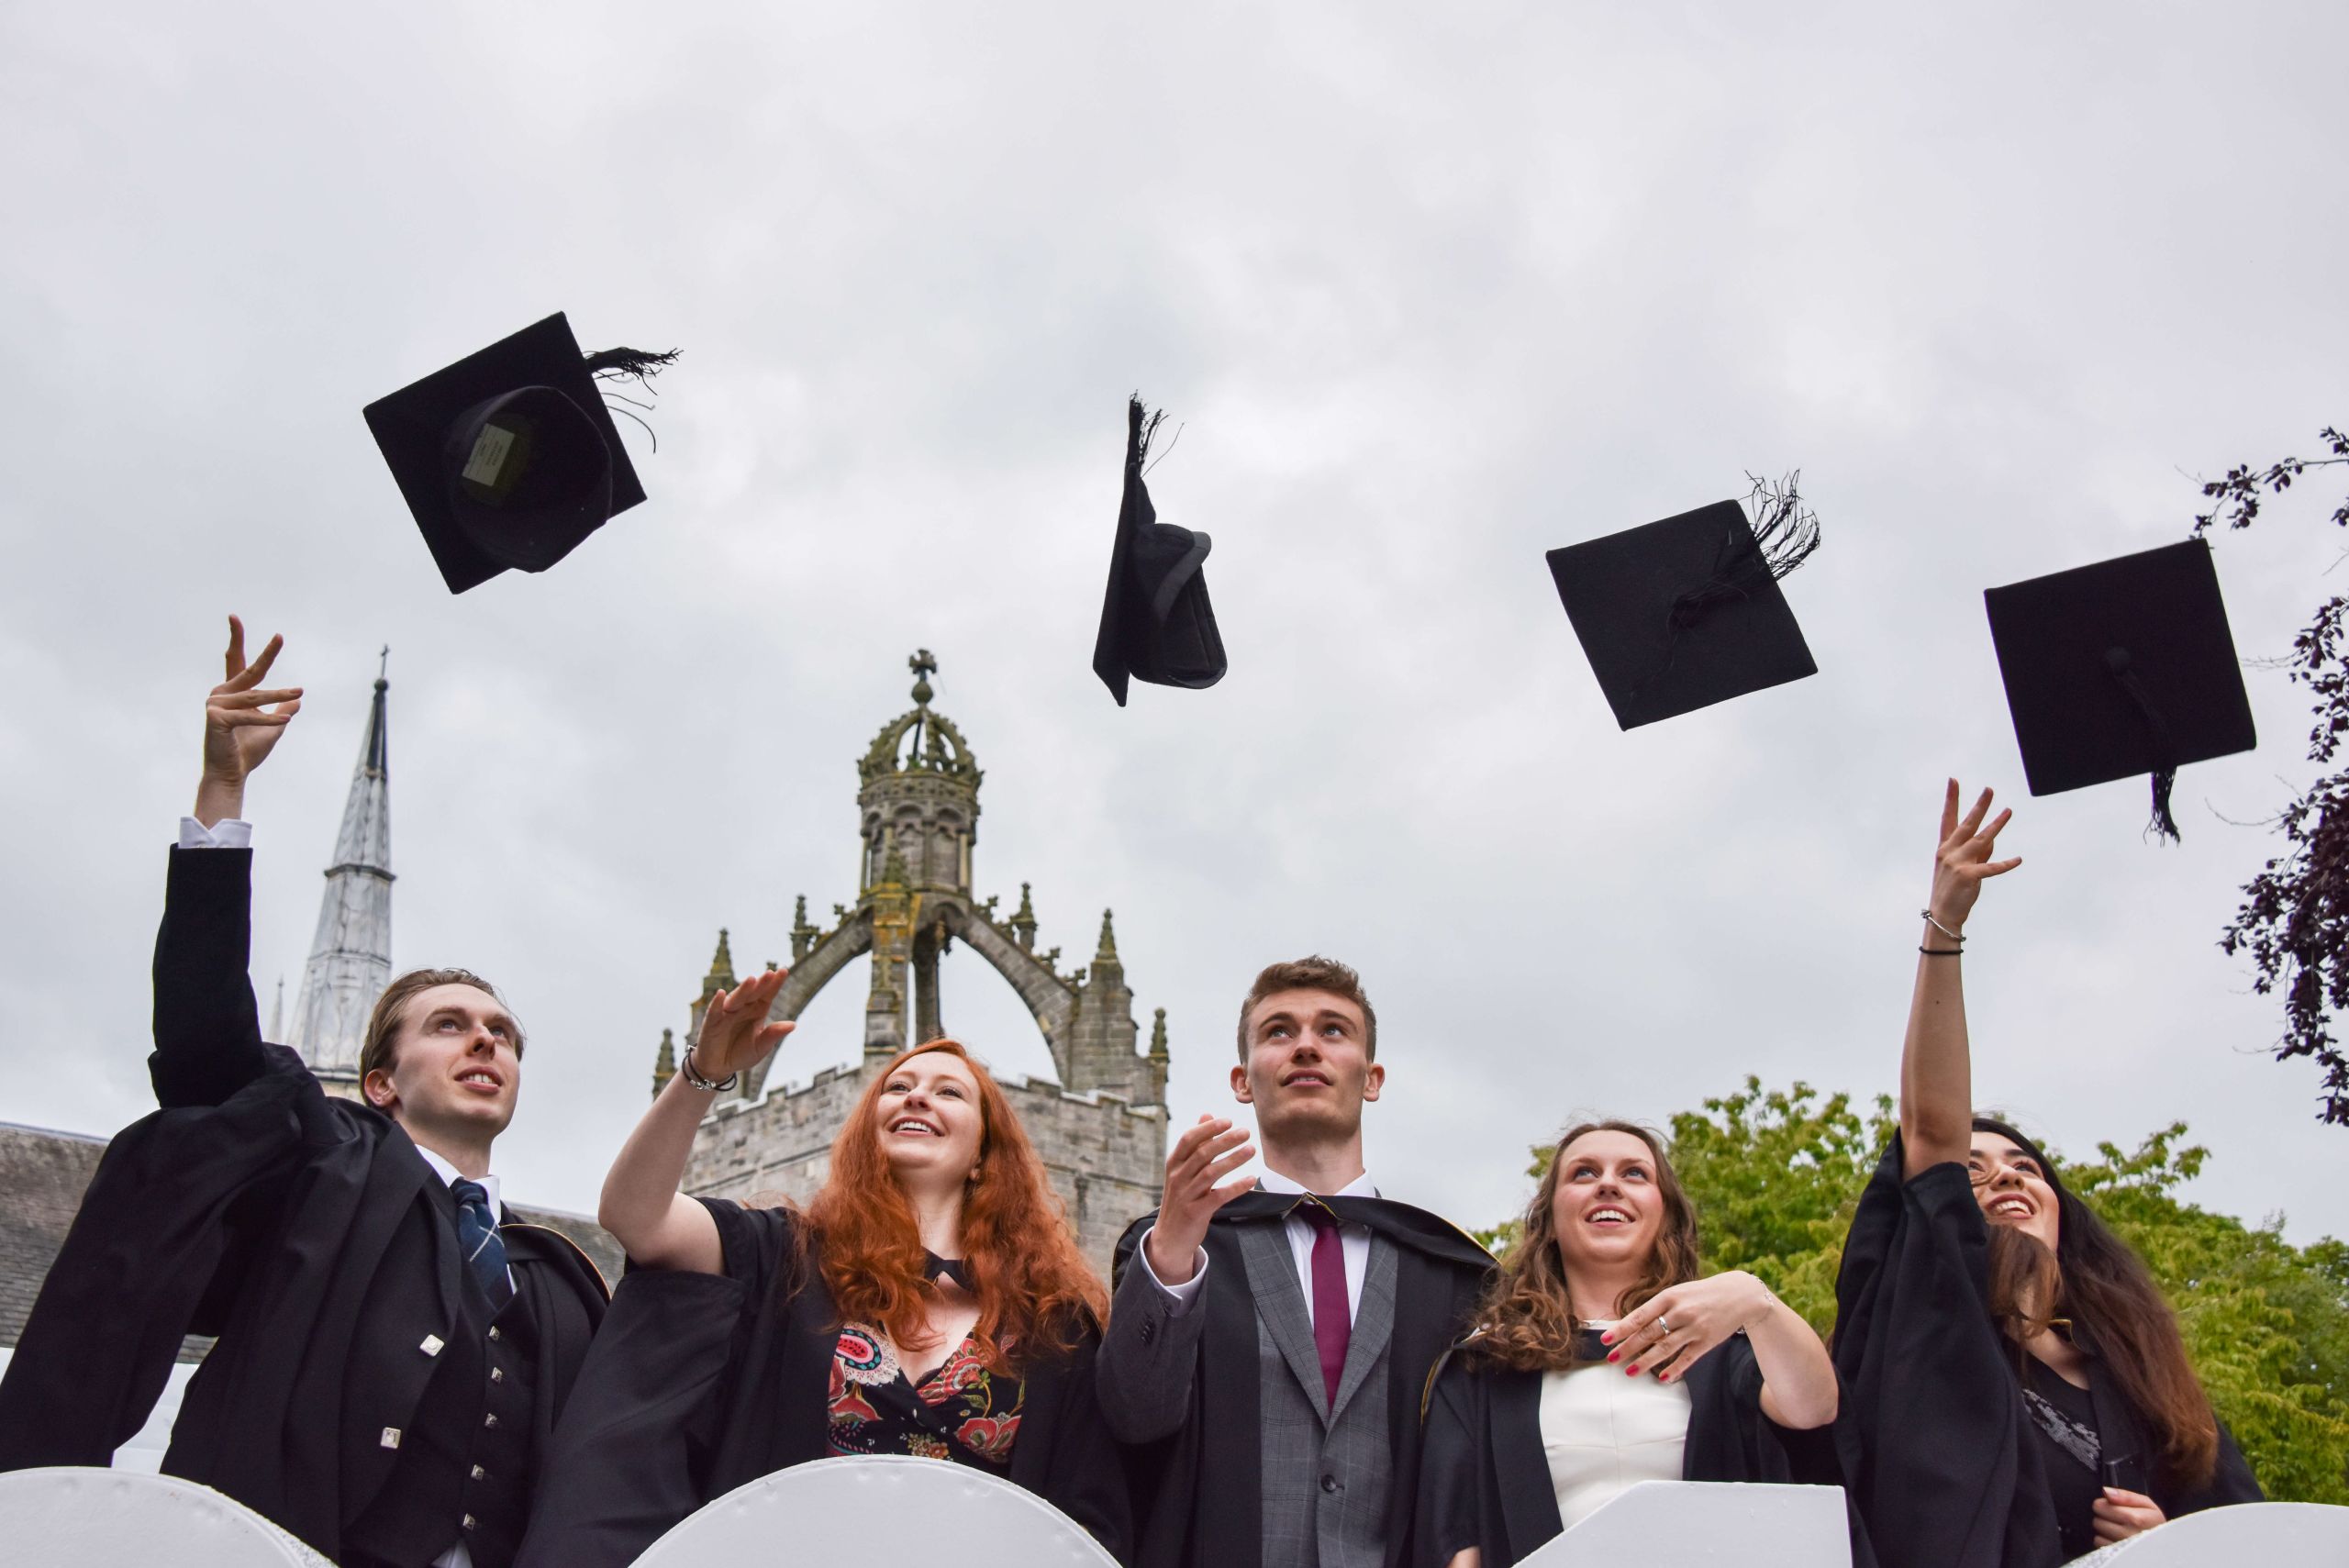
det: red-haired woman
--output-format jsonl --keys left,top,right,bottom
{"left": 1833, "top": 783, "right": 2260, "bottom": 1568}
{"left": 1412, "top": 1121, "right": 1842, "bottom": 1567}
{"left": 517, "top": 970, "right": 1130, "bottom": 1566}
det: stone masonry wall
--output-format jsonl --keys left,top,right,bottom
{"left": 683, "top": 1062, "right": 1164, "bottom": 1278}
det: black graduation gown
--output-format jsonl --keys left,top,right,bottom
{"left": 1111, "top": 1191, "right": 1496, "bottom": 1568}
{"left": 1831, "top": 1136, "right": 2261, "bottom": 1568}
{"left": 516, "top": 1197, "right": 1134, "bottom": 1567}
{"left": 1413, "top": 1334, "right": 1848, "bottom": 1568}
{"left": 0, "top": 847, "right": 609, "bottom": 1564}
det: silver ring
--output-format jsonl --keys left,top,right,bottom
{"left": 1657, "top": 1315, "right": 1672, "bottom": 1335}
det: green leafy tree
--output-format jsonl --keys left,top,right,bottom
{"left": 1481, "top": 1078, "right": 2349, "bottom": 1500}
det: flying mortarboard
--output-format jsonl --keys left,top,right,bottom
{"left": 362, "top": 313, "right": 677, "bottom": 594}
{"left": 1545, "top": 475, "right": 1822, "bottom": 729}
{"left": 1984, "top": 538, "right": 2256, "bottom": 841}
{"left": 1093, "top": 395, "right": 1227, "bottom": 706}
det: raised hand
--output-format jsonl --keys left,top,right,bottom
{"left": 688, "top": 967, "right": 795, "bottom": 1084}
{"left": 195, "top": 616, "right": 302, "bottom": 826}
{"left": 1927, "top": 778, "right": 2022, "bottom": 937}
{"left": 1142, "top": 1114, "right": 1256, "bottom": 1286}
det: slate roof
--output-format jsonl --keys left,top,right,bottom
{"left": 0, "top": 1121, "right": 623, "bottom": 1359}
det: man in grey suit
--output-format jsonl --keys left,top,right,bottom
{"left": 1098, "top": 957, "right": 1493, "bottom": 1568}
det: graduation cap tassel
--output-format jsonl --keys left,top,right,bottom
{"left": 2104, "top": 647, "right": 2184, "bottom": 843}
{"left": 1129, "top": 394, "right": 1168, "bottom": 468}
{"left": 581, "top": 346, "right": 681, "bottom": 381}
{"left": 1665, "top": 472, "right": 1821, "bottom": 629}
{"left": 582, "top": 347, "right": 680, "bottom": 451}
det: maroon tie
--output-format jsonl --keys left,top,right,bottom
{"left": 1301, "top": 1205, "right": 1351, "bottom": 1408}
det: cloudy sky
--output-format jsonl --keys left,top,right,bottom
{"left": 5, "top": 3, "right": 2345, "bottom": 1247}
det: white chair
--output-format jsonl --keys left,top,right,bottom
{"left": 0, "top": 1468, "right": 330, "bottom": 1567}
{"left": 2064, "top": 1500, "right": 2349, "bottom": 1564}
{"left": 1516, "top": 1480, "right": 1853, "bottom": 1567}
{"left": 638, "top": 1455, "right": 1119, "bottom": 1568}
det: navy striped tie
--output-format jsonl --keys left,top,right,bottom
{"left": 451, "top": 1180, "right": 514, "bottom": 1314}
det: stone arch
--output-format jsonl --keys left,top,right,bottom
{"left": 740, "top": 912, "right": 874, "bottom": 1100}
{"left": 937, "top": 902, "right": 1079, "bottom": 1082}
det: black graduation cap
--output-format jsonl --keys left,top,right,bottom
{"left": 1545, "top": 477, "right": 1822, "bottom": 729}
{"left": 1984, "top": 538, "right": 2256, "bottom": 841}
{"left": 1092, "top": 395, "right": 1227, "bottom": 706}
{"left": 362, "top": 313, "right": 676, "bottom": 594}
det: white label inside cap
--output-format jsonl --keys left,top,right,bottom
{"left": 462, "top": 424, "right": 518, "bottom": 486}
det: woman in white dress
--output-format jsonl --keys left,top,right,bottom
{"left": 1413, "top": 1120, "right": 1842, "bottom": 1568}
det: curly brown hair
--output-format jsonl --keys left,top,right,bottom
{"left": 1469, "top": 1120, "right": 1702, "bottom": 1373}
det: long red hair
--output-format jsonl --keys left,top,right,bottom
{"left": 802, "top": 1039, "right": 1106, "bottom": 1373}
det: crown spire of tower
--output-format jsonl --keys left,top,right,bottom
{"left": 284, "top": 655, "right": 395, "bottom": 1087}
{"left": 1096, "top": 908, "right": 1119, "bottom": 962}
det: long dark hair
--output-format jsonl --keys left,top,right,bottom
{"left": 1470, "top": 1121, "right": 1703, "bottom": 1373}
{"left": 1973, "top": 1116, "right": 2220, "bottom": 1489}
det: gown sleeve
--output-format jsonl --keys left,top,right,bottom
{"left": 1412, "top": 1354, "right": 1487, "bottom": 1568}
{"left": 515, "top": 1213, "right": 763, "bottom": 1568}
{"left": 1028, "top": 1329, "right": 1137, "bottom": 1565}
{"left": 1831, "top": 1134, "right": 2055, "bottom": 1568}
{"left": 150, "top": 846, "right": 273, "bottom": 1107}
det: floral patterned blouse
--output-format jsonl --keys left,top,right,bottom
{"left": 827, "top": 1323, "right": 1025, "bottom": 1472}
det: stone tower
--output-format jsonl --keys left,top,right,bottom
{"left": 673, "top": 653, "right": 1168, "bottom": 1268}
{"left": 284, "top": 652, "right": 394, "bottom": 1099}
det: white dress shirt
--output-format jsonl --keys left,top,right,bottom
{"left": 177, "top": 815, "right": 495, "bottom": 1568}
{"left": 178, "top": 816, "right": 253, "bottom": 850}
{"left": 1538, "top": 1321, "right": 1693, "bottom": 1532}
{"left": 1140, "top": 1166, "right": 1379, "bottom": 1329}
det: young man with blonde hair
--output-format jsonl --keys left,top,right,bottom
{"left": 1097, "top": 956, "right": 1493, "bottom": 1568}
{"left": 0, "top": 620, "right": 607, "bottom": 1568}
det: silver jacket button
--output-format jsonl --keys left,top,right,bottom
{"left": 379, "top": 1428, "right": 402, "bottom": 1450}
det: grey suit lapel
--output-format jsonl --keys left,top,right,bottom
{"left": 1239, "top": 1220, "right": 1330, "bottom": 1416}
{"left": 1328, "top": 1232, "right": 1397, "bottom": 1424}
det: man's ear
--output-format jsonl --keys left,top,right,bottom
{"left": 363, "top": 1067, "right": 399, "bottom": 1111}
{"left": 1230, "top": 1062, "right": 1254, "bottom": 1105}
{"left": 1361, "top": 1062, "right": 1385, "bottom": 1104}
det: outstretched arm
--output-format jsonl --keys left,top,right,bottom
{"left": 598, "top": 968, "right": 793, "bottom": 1273}
{"left": 1900, "top": 780, "right": 2021, "bottom": 1179}
{"left": 151, "top": 617, "right": 304, "bottom": 1107}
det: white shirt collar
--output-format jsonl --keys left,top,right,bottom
{"left": 1260, "top": 1165, "right": 1379, "bottom": 1200}
{"left": 414, "top": 1144, "right": 503, "bottom": 1218}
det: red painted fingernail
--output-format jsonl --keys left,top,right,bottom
{"left": 1625, "top": 1365, "right": 1638, "bottom": 1376}
{"left": 1598, "top": 1332, "right": 1613, "bottom": 1345}
{"left": 1605, "top": 1352, "right": 1619, "bottom": 1363}
{"left": 1657, "top": 1373, "right": 1671, "bottom": 1383}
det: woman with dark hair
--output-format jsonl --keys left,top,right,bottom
{"left": 515, "top": 969, "right": 1130, "bottom": 1566}
{"left": 1834, "top": 782, "right": 2261, "bottom": 1568}
{"left": 1412, "top": 1119, "right": 1842, "bottom": 1567}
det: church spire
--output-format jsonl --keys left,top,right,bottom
{"left": 285, "top": 655, "right": 395, "bottom": 1090}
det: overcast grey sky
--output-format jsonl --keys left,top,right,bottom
{"left": 4, "top": 3, "right": 2344, "bottom": 1246}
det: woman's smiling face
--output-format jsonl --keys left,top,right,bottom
{"left": 1970, "top": 1130, "right": 2062, "bottom": 1253}
{"left": 872, "top": 1050, "right": 985, "bottom": 1183}
{"left": 1549, "top": 1129, "right": 1665, "bottom": 1283}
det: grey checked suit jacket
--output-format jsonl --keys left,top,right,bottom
{"left": 1097, "top": 1219, "right": 1402, "bottom": 1568}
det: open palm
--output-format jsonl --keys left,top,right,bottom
{"left": 203, "top": 616, "right": 302, "bottom": 784}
